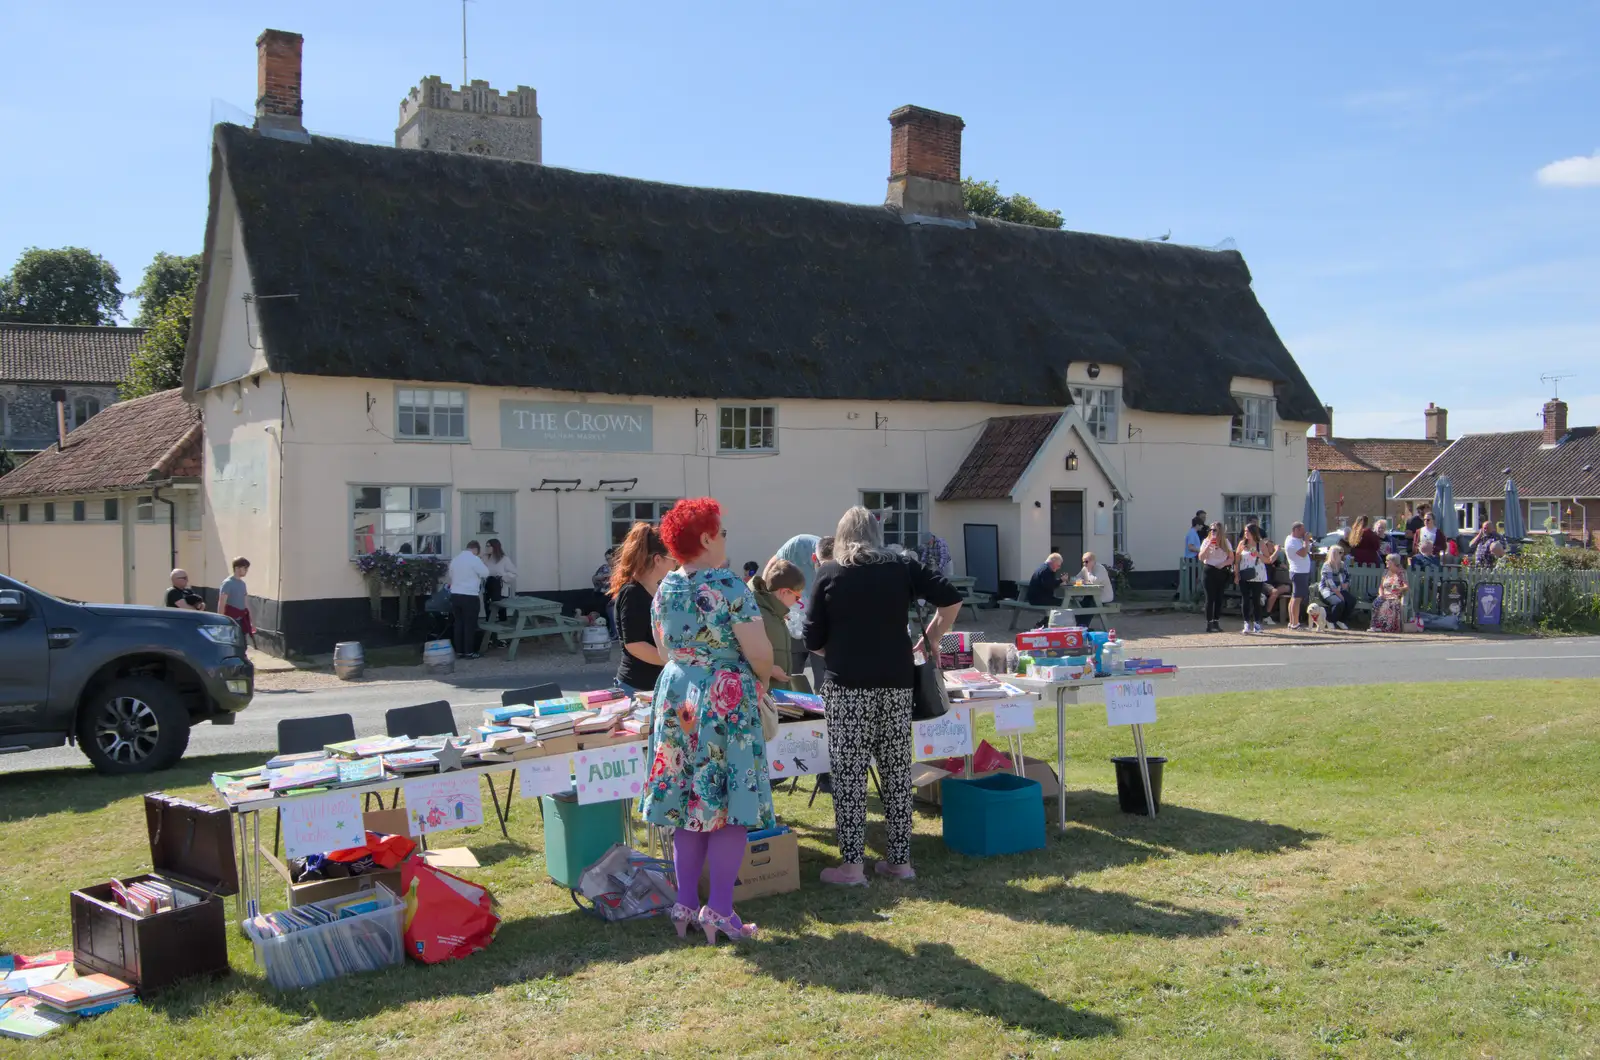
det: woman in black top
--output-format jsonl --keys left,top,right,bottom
{"left": 804, "top": 506, "right": 962, "bottom": 886}
{"left": 610, "top": 522, "right": 674, "bottom": 695}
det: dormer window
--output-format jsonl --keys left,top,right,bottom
{"left": 1070, "top": 386, "right": 1118, "bottom": 443}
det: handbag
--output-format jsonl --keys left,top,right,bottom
{"left": 908, "top": 564, "right": 947, "bottom": 721}
{"left": 758, "top": 689, "right": 780, "bottom": 742}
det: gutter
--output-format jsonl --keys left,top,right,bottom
{"left": 152, "top": 484, "right": 178, "bottom": 571}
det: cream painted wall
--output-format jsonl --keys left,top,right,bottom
{"left": 0, "top": 501, "right": 202, "bottom": 605}
{"left": 194, "top": 189, "right": 270, "bottom": 392}
{"left": 200, "top": 377, "right": 282, "bottom": 602}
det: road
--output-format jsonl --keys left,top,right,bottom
{"left": 5, "top": 637, "right": 1599, "bottom": 773}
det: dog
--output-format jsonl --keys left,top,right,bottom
{"left": 1306, "top": 600, "right": 1328, "bottom": 632}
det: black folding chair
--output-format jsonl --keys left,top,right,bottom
{"left": 376, "top": 701, "right": 459, "bottom": 813}
{"left": 272, "top": 713, "right": 355, "bottom": 856}
{"left": 501, "top": 683, "right": 562, "bottom": 706}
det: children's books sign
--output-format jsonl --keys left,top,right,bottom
{"left": 404, "top": 773, "right": 485, "bottom": 836}
{"left": 1104, "top": 679, "right": 1157, "bottom": 727}
{"left": 575, "top": 741, "right": 647, "bottom": 805}
{"left": 768, "top": 723, "right": 829, "bottom": 777}
{"left": 913, "top": 707, "right": 972, "bottom": 762}
{"left": 992, "top": 701, "right": 1037, "bottom": 733}
{"left": 280, "top": 791, "right": 363, "bottom": 859}
{"left": 517, "top": 755, "right": 574, "bottom": 799}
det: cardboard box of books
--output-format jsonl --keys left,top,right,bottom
{"left": 699, "top": 827, "right": 800, "bottom": 902}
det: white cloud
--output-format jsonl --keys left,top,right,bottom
{"left": 1536, "top": 150, "right": 1600, "bottom": 188}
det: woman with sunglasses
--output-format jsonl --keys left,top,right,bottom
{"left": 1411, "top": 511, "right": 1443, "bottom": 570}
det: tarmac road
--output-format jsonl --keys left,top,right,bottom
{"left": 4, "top": 636, "right": 1598, "bottom": 775}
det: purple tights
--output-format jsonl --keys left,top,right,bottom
{"left": 673, "top": 825, "right": 748, "bottom": 918}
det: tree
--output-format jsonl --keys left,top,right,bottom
{"left": 132, "top": 252, "right": 201, "bottom": 327}
{"left": 121, "top": 289, "right": 193, "bottom": 398}
{"left": 962, "top": 178, "right": 1065, "bottom": 229}
{"left": 0, "top": 247, "right": 124, "bottom": 325}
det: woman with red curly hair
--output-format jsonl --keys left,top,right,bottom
{"left": 640, "top": 497, "right": 777, "bottom": 944}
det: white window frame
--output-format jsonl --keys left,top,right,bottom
{"left": 861, "top": 490, "right": 927, "bottom": 550}
{"left": 1528, "top": 500, "right": 1559, "bottom": 533}
{"left": 70, "top": 396, "right": 102, "bottom": 430}
{"left": 1112, "top": 497, "right": 1127, "bottom": 556}
{"left": 717, "top": 405, "right": 777, "bottom": 453}
{"left": 136, "top": 495, "right": 156, "bottom": 522}
{"left": 1223, "top": 494, "right": 1273, "bottom": 540}
{"left": 395, "top": 387, "right": 468, "bottom": 442}
{"left": 350, "top": 484, "right": 451, "bottom": 557}
{"left": 1230, "top": 395, "right": 1274, "bottom": 449}
{"left": 609, "top": 498, "right": 679, "bottom": 546}
{"left": 1384, "top": 475, "right": 1396, "bottom": 500}
{"left": 1070, "top": 386, "right": 1119, "bottom": 443}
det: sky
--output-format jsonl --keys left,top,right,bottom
{"left": 2, "top": 0, "right": 1597, "bottom": 438}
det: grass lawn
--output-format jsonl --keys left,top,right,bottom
{"left": 2, "top": 679, "right": 1597, "bottom": 1059}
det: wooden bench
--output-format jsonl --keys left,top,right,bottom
{"left": 481, "top": 597, "right": 585, "bottom": 660}
{"left": 996, "top": 597, "right": 1123, "bottom": 630}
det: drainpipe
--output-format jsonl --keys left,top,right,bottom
{"left": 1575, "top": 498, "right": 1588, "bottom": 547}
{"left": 152, "top": 484, "right": 178, "bottom": 571}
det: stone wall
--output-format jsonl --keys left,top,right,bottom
{"left": 1, "top": 383, "right": 121, "bottom": 454}
{"left": 395, "top": 76, "right": 541, "bottom": 164}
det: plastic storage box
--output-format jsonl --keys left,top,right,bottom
{"left": 542, "top": 794, "right": 626, "bottom": 888}
{"left": 245, "top": 882, "right": 405, "bottom": 990}
{"left": 940, "top": 773, "right": 1046, "bottom": 857}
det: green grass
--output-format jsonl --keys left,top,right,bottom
{"left": 3, "top": 680, "right": 1598, "bottom": 1058}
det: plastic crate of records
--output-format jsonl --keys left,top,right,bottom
{"left": 241, "top": 882, "right": 405, "bottom": 989}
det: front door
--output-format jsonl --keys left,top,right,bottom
{"left": 460, "top": 492, "right": 516, "bottom": 557}
{"left": 1050, "top": 490, "right": 1084, "bottom": 567}
{"left": 0, "top": 579, "right": 51, "bottom": 735}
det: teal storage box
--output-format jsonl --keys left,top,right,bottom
{"left": 541, "top": 794, "right": 626, "bottom": 888}
{"left": 941, "top": 773, "right": 1046, "bottom": 857}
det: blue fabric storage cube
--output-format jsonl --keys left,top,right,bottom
{"left": 941, "top": 773, "right": 1046, "bottom": 857}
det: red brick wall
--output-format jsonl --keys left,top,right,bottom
{"left": 256, "top": 29, "right": 303, "bottom": 121}
{"left": 888, "top": 106, "right": 963, "bottom": 183}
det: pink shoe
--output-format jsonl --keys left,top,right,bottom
{"left": 820, "top": 863, "right": 869, "bottom": 887}
{"left": 874, "top": 860, "right": 915, "bottom": 880}
{"left": 697, "top": 905, "right": 757, "bottom": 943}
{"left": 669, "top": 903, "right": 698, "bottom": 939}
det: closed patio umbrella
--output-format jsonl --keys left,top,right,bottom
{"left": 1303, "top": 471, "right": 1327, "bottom": 539}
{"left": 1503, "top": 479, "right": 1526, "bottom": 541}
{"left": 1433, "top": 476, "right": 1459, "bottom": 542}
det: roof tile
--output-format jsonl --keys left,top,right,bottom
{"left": 0, "top": 389, "right": 201, "bottom": 499}
{"left": 1394, "top": 427, "right": 1600, "bottom": 500}
{"left": 939, "top": 414, "right": 1061, "bottom": 501}
{"left": 0, "top": 322, "right": 144, "bottom": 384}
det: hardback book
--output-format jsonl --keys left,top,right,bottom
{"left": 265, "top": 749, "right": 329, "bottom": 770}
{"left": 336, "top": 758, "right": 385, "bottom": 785}
{"left": 0, "top": 964, "right": 75, "bottom": 1001}
{"left": 383, "top": 751, "right": 441, "bottom": 774}
{"left": 0, "top": 1002, "right": 74, "bottom": 1040}
{"left": 29, "top": 974, "right": 135, "bottom": 1012}
{"left": 579, "top": 688, "right": 627, "bottom": 707}
{"left": 325, "top": 736, "right": 413, "bottom": 760}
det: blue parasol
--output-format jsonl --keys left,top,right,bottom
{"left": 1303, "top": 471, "right": 1327, "bottom": 539}
{"left": 1503, "top": 479, "right": 1525, "bottom": 541}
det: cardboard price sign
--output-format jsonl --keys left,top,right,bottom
{"left": 280, "top": 791, "right": 363, "bottom": 859}
{"left": 574, "top": 741, "right": 647, "bottom": 805}
{"left": 1104, "top": 679, "right": 1157, "bottom": 727}
{"left": 992, "top": 701, "right": 1037, "bottom": 733}
{"left": 517, "top": 755, "right": 574, "bottom": 799}
{"left": 913, "top": 707, "right": 972, "bottom": 762}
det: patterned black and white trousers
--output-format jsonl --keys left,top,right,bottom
{"left": 821, "top": 682, "right": 914, "bottom": 865}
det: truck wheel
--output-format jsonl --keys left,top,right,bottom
{"left": 77, "top": 678, "right": 192, "bottom": 775}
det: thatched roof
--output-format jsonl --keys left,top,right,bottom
{"left": 189, "top": 123, "right": 1325, "bottom": 423}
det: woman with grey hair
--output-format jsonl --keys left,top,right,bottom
{"left": 804, "top": 506, "right": 963, "bottom": 886}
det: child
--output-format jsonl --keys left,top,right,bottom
{"left": 219, "top": 557, "right": 255, "bottom": 647}
{"left": 748, "top": 558, "right": 807, "bottom": 691}
{"left": 743, "top": 560, "right": 760, "bottom": 580}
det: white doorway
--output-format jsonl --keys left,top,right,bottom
{"left": 460, "top": 491, "right": 516, "bottom": 558}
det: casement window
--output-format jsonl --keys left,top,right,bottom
{"left": 352, "top": 486, "right": 449, "bottom": 556}
{"left": 610, "top": 499, "right": 679, "bottom": 546}
{"left": 71, "top": 396, "right": 102, "bottom": 429}
{"left": 1070, "top": 386, "right": 1119, "bottom": 442}
{"left": 718, "top": 405, "right": 777, "bottom": 453}
{"left": 862, "top": 491, "right": 926, "bottom": 550}
{"left": 1384, "top": 475, "right": 1396, "bottom": 500}
{"left": 1230, "top": 395, "right": 1274, "bottom": 449}
{"left": 104, "top": 498, "right": 119, "bottom": 521}
{"left": 396, "top": 388, "right": 467, "bottom": 441}
{"left": 18, "top": 504, "right": 29, "bottom": 523}
{"left": 1223, "top": 494, "right": 1273, "bottom": 540}
{"left": 1112, "top": 497, "right": 1127, "bottom": 556}
{"left": 73, "top": 500, "right": 86, "bottom": 522}
{"left": 43, "top": 502, "right": 56, "bottom": 522}
{"left": 1528, "top": 501, "right": 1559, "bottom": 532}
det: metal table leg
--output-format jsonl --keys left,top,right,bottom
{"left": 1056, "top": 686, "right": 1071, "bottom": 832}
{"left": 484, "top": 774, "right": 512, "bottom": 840}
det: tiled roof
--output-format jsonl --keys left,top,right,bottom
{"left": 0, "top": 389, "right": 201, "bottom": 499}
{"left": 1337, "top": 438, "right": 1449, "bottom": 473}
{"left": 1307, "top": 437, "right": 1377, "bottom": 473}
{"left": 0, "top": 322, "right": 144, "bottom": 383}
{"left": 939, "top": 414, "right": 1061, "bottom": 501}
{"left": 1394, "top": 427, "right": 1600, "bottom": 500}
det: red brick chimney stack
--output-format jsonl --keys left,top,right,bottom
{"left": 1424, "top": 402, "right": 1447, "bottom": 443}
{"left": 1314, "top": 405, "right": 1333, "bottom": 438}
{"left": 255, "top": 29, "right": 305, "bottom": 137}
{"left": 1542, "top": 399, "right": 1568, "bottom": 445}
{"left": 886, "top": 106, "right": 968, "bottom": 222}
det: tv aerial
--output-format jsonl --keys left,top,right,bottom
{"left": 1541, "top": 373, "right": 1574, "bottom": 399}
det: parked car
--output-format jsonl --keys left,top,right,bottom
{"left": 0, "top": 573, "right": 253, "bottom": 774}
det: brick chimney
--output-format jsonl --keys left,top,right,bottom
{"left": 1314, "top": 405, "right": 1333, "bottom": 438}
{"left": 1543, "top": 399, "right": 1568, "bottom": 445}
{"left": 1424, "top": 402, "right": 1448, "bottom": 443}
{"left": 255, "top": 29, "right": 305, "bottom": 139}
{"left": 886, "top": 106, "right": 968, "bottom": 223}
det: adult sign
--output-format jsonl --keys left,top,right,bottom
{"left": 500, "top": 401, "right": 653, "bottom": 452}
{"left": 575, "top": 742, "right": 647, "bottom": 804}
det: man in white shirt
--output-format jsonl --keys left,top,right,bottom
{"left": 1283, "top": 521, "right": 1313, "bottom": 630}
{"left": 447, "top": 541, "right": 490, "bottom": 659}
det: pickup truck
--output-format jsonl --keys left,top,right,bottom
{"left": 0, "top": 572, "right": 254, "bottom": 774}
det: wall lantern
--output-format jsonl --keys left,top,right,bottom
{"left": 1065, "top": 450, "right": 1079, "bottom": 472}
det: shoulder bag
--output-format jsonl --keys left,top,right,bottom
{"left": 908, "top": 561, "right": 948, "bottom": 721}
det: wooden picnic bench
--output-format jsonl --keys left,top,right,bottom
{"left": 996, "top": 593, "right": 1124, "bottom": 630}
{"left": 479, "top": 596, "right": 585, "bottom": 660}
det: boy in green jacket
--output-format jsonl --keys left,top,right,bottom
{"left": 748, "top": 558, "right": 807, "bottom": 692}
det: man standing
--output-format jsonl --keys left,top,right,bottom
{"left": 1405, "top": 503, "right": 1429, "bottom": 550}
{"left": 165, "top": 569, "right": 204, "bottom": 610}
{"left": 1283, "top": 521, "right": 1312, "bottom": 630}
{"left": 448, "top": 541, "right": 490, "bottom": 659}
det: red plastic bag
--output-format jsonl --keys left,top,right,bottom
{"left": 931, "top": 740, "right": 1012, "bottom": 776}
{"left": 327, "top": 830, "right": 417, "bottom": 868}
{"left": 400, "top": 860, "right": 499, "bottom": 963}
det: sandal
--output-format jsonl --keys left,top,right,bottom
{"left": 697, "top": 905, "right": 757, "bottom": 943}
{"left": 669, "top": 903, "right": 699, "bottom": 940}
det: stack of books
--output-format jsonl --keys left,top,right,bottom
{"left": 942, "top": 669, "right": 1024, "bottom": 699}
{"left": 482, "top": 704, "right": 538, "bottom": 726}
{"left": 771, "top": 689, "right": 826, "bottom": 718}
{"left": 508, "top": 714, "right": 579, "bottom": 740}
{"left": 0, "top": 959, "right": 76, "bottom": 1003}
{"left": 28, "top": 974, "right": 136, "bottom": 1016}
{"left": 266, "top": 749, "right": 330, "bottom": 770}
{"left": 325, "top": 736, "right": 414, "bottom": 759}
{"left": 106, "top": 878, "right": 200, "bottom": 916}
{"left": 382, "top": 751, "right": 442, "bottom": 775}
{"left": 266, "top": 759, "right": 341, "bottom": 793}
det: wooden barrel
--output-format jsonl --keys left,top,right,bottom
{"left": 423, "top": 639, "right": 455, "bottom": 674}
{"left": 332, "top": 641, "right": 364, "bottom": 680}
{"left": 581, "top": 624, "right": 611, "bottom": 663}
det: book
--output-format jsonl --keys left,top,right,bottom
{"left": 580, "top": 688, "right": 627, "bottom": 707}
{"left": 0, "top": 964, "right": 75, "bottom": 1001}
{"left": 945, "top": 668, "right": 1002, "bottom": 688}
{"left": 325, "top": 735, "right": 414, "bottom": 759}
{"left": 12, "top": 951, "right": 72, "bottom": 970}
{"left": 770, "top": 689, "right": 825, "bottom": 716}
{"left": 0, "top": 1002, "right": 73, "bottom": 1040}
{"left": 511, "top": 715, "right": 575, "bottom": 738}
{"left": 267, "top": 760, "right": 340, "bottom": 792}
{"left": 473, "top": 724, "right": 514, "bottom": 740}
{"left": 30, "top": 973, "right": 135, "bottom": 1012}
{"left": 482, "top": 705, "right": 537, "bottom": 725}
{"left": 382, "top": 751, "right": 440, "bottom": 774}
{"left": 266, "top": 749, "right": 329, "bottom": 770}
{"left": 534, "top": 696, "right": 585, "bottom": 716}
{"left": 336, "top": 758, "right": 385, "bottom": 785}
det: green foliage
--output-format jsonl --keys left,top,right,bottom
{"left": 961, "top": 178, "right": 1064, "bottom": 229}
{"left": 1501, "top": 539, "right": 1600, "bottom": 633}
{"left": 121, "top": 290, "right": 193, "bottom": 399}
{"left": 132, "top": 252, "right": 201, "bottom": 327}
{"left": 1500, "top": 538, "right": 1600, "bottom": 572}
{"left": 0, "top": 246, "right": 123, "bottom": 325}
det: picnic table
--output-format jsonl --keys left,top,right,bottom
{"left": 480, "top": 596, "right": 585, "bottom": 660}
{"left": 996, "top": 580, "right": 1121, "bottom": 630}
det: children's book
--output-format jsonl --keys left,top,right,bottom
{"left": 336, "top": 758, "right": 385, "bottom": 785}
{"left": 481, "top": 705, "right": 537, "bottom": 725}
{"left": 534, "top": 696, "right": 585, "bottom": 716}
{"left": 265, "top": 749, "right": 329, "bottom": 770}
{"left": 0, "top": 964, "right": 75, "bottom": 1000}
{"left": 326, "top": 735, "right": 414, "bottom": 759}
{"left": 29, "top": 973, "right": 135, "bottom": 1012}
{"left": 383, "top": 751, "right": 441, "bottom": 774}
{"left": 0, "top": 1001, "right": 74, "bottom": 1040}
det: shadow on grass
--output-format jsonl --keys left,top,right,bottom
{"left": 0, "top": 752, "right": 265, "bottom": 823}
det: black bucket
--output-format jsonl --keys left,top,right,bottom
{"left": 1110, "top": 756, "right": 1166, "bottom": 815}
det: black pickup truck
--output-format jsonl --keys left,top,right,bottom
{"left": 0, "top": 572, "right": 254, "bottom": 774}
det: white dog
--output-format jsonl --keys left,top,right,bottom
{"left": 1306, "top": 600, "right": 1328, "bottom": 632}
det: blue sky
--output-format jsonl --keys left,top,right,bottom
{"left": 2, "top": 1, "right": 1597, "bottom": 437}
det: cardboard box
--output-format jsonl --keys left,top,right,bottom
{"left": 289, "top": 869, "right": 404, "bottom": 907}
{"left": 938, "top": 650, "right": 974, "bottom": 670}
{"left": 1014, "top": 627, "right": 1086, "bottom": 652}
{"left": 913, "top": 755, "right": 1061, "bottom": 807}
{"left": 699, "top": 830, "right": 800, "bottom": 902}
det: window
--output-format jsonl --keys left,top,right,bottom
{"left": 0, "top": 505, "right": 5, "bottom": 522}
{"left": 71, "top": 396, "right": 102, "bottom": 429}
{"left": 1230, "top": 395, "right": 1273, "bottom": 448}
{"left": 396, "top": 388, "right": 467, "bottom": 441}
{"left": 1223, "top": 494, "right": 1273, "bottom": 540}
{"left": 352, "top": 486, "right": 448, "bottom": 555}
{"left": 136, "top": 496, "right": 155, "bottom": 522}
{"left": 19, "top": 504, "right": 29, "bottom": 522}
{"left": 104, "top": 498, "right": 119, "bottom": 521}
{"left": 610, "top": 499, "right": 679, "bottom": 546}
{"left": 44, "top": 502, "right": 56, "bottom": 522}
{"left": 1070, "top": 386, "right": 1119, "bottom": 442}
{"left": 1112, "top": 497, "right": 1127, "bottom": 557}
{"left": 1384, "top": 475, "right": 1396, "bottom": 500}
{"left": 1529, "top": 501, "right": 1559, "bottom": 532}
{"left": 73, "top": 500, "right": 86, "bottom": 522}
{"left": 718, "top": 405, "right": 777, "bottom": 452}
{"left": 861, "top": 491, "right": 926, "bottom": 550}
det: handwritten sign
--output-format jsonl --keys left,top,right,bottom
{"left": 517, "top": 755, "right": 574, "bottom": 799}
{"left": 992, "top": 701, "right": 1037, "bottom": 733}
{"left": 1104, "top": 679, "right": 1157, "bottom": 727}
{"left": 280, "top": 791, "right": 363, "bottom": 859}
{"left": 913, "top": 707, "right": 972, "bottom": 762}
{"left": 404, "top": 773, "right": 485, "bottom": 836}
{"left": 575, "top": 741, "right": 647, "bottom": 805}
{"left": 768, "top": 723, "right": 829, "bottom": 777}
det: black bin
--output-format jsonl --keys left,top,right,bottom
{"left": 1110, "top": 756, "right": 1166, "bottom": 815}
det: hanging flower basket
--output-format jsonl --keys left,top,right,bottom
{"left": 355, "top": 550, "right": 450, "bottom": 630}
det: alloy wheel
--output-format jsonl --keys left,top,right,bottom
{"left": 93, "top": 696, "right": 161, "bottom": 765}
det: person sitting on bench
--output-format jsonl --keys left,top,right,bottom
{"left": 1024, "top": 552, "right": 1066, "bottom": 627}
{"left": 1071, "top": 551, "right": 1114, "bottom": 629}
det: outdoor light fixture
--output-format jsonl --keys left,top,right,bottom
{"left": 1065, "top": 451, "right": 1079, "bottom": 471}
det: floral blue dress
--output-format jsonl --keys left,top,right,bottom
{"left": 640, "top": 567, "right": 775, "bottom": 832}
